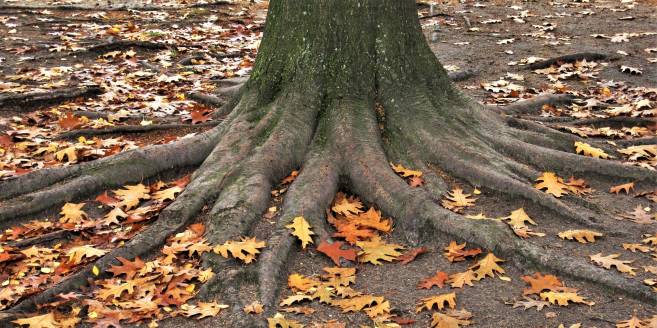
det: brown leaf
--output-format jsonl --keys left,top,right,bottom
{"left": 610, "top": 182, "right": 635, "bottom": 194}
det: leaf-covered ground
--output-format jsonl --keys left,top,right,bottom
{"left": 1, "top": 0, "right": 657, "bottom": 327}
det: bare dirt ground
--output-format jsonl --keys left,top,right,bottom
{"left": 1, "top": 0, "right": 656, "bottom": 327}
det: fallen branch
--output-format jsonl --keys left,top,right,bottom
{"left": 527, "top": 52, "right": 613, "bottom": 70}
{"left": 500, "top": 94, "right": 576, "bottom": 115}
{"left": 0, "top": 86, "right": 102, "bottom": 111}
{"left": 54, "top": 121, "right": 219, "bottom": 140}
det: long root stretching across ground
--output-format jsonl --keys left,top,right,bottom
{"left": 1, "top": 0, "right": 657, "bottom": 327}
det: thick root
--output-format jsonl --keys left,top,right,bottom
{"left": 500, "top": 94, "right": 576, "bottom": 115}
{"left": 0, "top": 126, "right": 224, "bottom": 222}
{"left": 0, "top": 86, "right": 102, "bottom": 111}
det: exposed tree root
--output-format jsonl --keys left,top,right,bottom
{"left": 0, "top": 85, "right": 102, "bottom": 111}
{"left": 186, "top": 92, "right": 225, "bottom": 108}
{"left": 0, "top": 126, "right": 224, "bottom": 222}
{"left": 53, "top": 121, "right": 219, "bottom": 140}
{"left": 447, "top": 69, "right": 476, "bottom": 82}
{"left": 0, "top": 1, "right": 231, "bottom": 12}
{"left": 527, "top": 52, "right": 613, "bottom": 70}
{"left": 7, "top": 230, "right": 71, "bottom": 249}
{"left": 178, "top": 52, "right": 243, "bottom": 66}
{"left": 616, "top": 137, "right": 657, "bottom": 147}
{"left": 500, "top": 93, "right": 577, "bottom": 115}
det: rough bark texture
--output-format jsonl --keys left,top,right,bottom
{"left": 2, "top": 0, "right": 657, "bottom": 325}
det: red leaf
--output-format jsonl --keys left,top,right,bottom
{"left": 190, "top": 108, "right": 212, "bottom": 124}
{"left": 108, "top": 256, "right": 145, "bottom": 279}
{"left": 316, "top": 239, "right": 357, "bottom": 266}
{"left": 397, "top": 246, "right": 428, "bottom": 264}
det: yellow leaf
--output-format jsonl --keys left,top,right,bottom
{"left": 66, "top": 245, "right": 107, "bottom": 264}
{"left": 92, "top": 265, "right": 100, "bottom": 276}
{"left": 59, "top": 202, "right": 87, "bottom": 224}
{"left": 152, "top": 186, "right": 182, "bottom": 202}
{"left": 267, "top": 313, "right": 303, "bottom": 328}
{"left": 574, "top": 141, "right": 611, "bottom": 159}
{"left": 589, "top": 253, "right": 636, "bottom": 275}
{"left": 355, "top": 236, "right": 403, "bottom": 265}
{"left": 500, "top": 208, "right": 536, "bottom": 229}
{"left": 558, "top": 230, "right": 603, "bottom": 243}
{"left": 390, "top": 163, "right": 423, "bottom": 177}
{"left": 287, "top": 273, "right": 319, "bottom": 292}
{"left": 55, "top": 146, "right": 77, "bottom": 162}
{"left": 534, "top": 172, "right": 570, "bottom": 197}
{"left": 213, "top": 237, "right": 266, "bottom": 264}
{"left": 441, "top": 187, "right": 477, "bottom": 212}
{"left": 279, "top": 293, "right": 313, "bottom": 307}
{"left": 416, "top": 292, "right": 456, "bottom": 313}
{"left": 469, "top": 253, "right": 505, "bottom": 281}
{"left": 616, "top": 316, "right": 648, "bottom": 328}
{"left": 540, "top": 291, "right": 590, "bottom": 306}
{"left": 431, "top": 312, "right": 471, "bottom": 328}
{"left": 113, "top": 184, "right": 150, "bottom": 210}
{"left": 286, "top": 216, "right": 314, "bottom": 249}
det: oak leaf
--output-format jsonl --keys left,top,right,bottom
{"left": 469, "top": 253, "right": 505, "bottom": 280}
{"left": 152, "top": 186, "right": 182, "bottom": 202}
{"left": 431, "top": 312, "right": 471, "bottom": 328}
{"left": 448, "top": 270, "right": 476, "bottom": 288}
{"left": 610, "top": 182, "right": 635, "bottom": 194}
{"left": 66, "top": 245, "right": 107, "bottom": 264}
{"left": 443, "top": 241, "right": 481, "bottom": 262}
{"left": 286, "top": 216, "right": 314, "bottom": 249}
{"left": 213, "top": 237, "right": 266, "bottom": 264}
{"left": 622, "top": 243, "right": 651, "bottom": 253}
{"left": 59, "top": 202, "right": 87, "bottom": 224}
{"left": 288, "top": 273, "right": 319, "bottom": 292}
{"left": 589, "top": 253, "right": 636, "bottom": 275}
{"left": 397, "top": 246, "right": 428, "bottom": 264}
{"left": 534, "top": 172, "right": 570, "bottom": 197}
{"left": 12, "top": 313, "right": 59, "bottom": 328}
{"left": 416, "top": 292, "right": 457, "bottom": 313}
{"left": 418, "top": 271, "right": 449, "bottom": 289}
{"left": 316, "top": 240, "right": 357, "bottom": 266}
{"left": 331, "top": 193, "right": 363, "bottom": 216}
{"left": 521, "top": 272, "right": 563, "bottom": 295}
{"left": 512, "top": 297, "right": 550, "bottom": 311}
{"left": 390, "top": 163, "right": 423, "bottom": 178}
{"left": 540, "top": 291, "right": 590, "bottom": 306}
{"left": 267, "top": 313, "right": 303, "bottom": 328}
{"left": 500, "top": 208, "right": 536, "bottom": 229}
{"left": 574, "top": 141, "right": 610, "bottom": 159}
{"left": 108, "top": 256, "right": 145, "bottom": 279}
{"left": 280, "top": 293, "right": 313, "bottom": 307}
{"left": 616, "top": 316, "right": 648, "bottom": 328}
{"left": 356, "top": 236, "right": 403, "bottom": 265}
{"left": 441, "top": 187, "right": 477, "bottom": 212}
{"left": 114, "top": 184, "right": 150, "bottom": 210}
{"left": 558, "top": 230, "right": 603, "bottom": 243}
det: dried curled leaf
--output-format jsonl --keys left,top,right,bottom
{"left": 469, "top": 253, "right": 505, "bottom": 281}
{"left": 416, "top": 292, "right": 457, "bottom": 313}
{"left": 557, "top": 230, "right": 603, "bottom": 243}
{"left": 610, "top": 182, "right": 635, "bottom": 194}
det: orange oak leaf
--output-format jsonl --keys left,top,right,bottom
{"left": 317, "top": 240, "right": 357, "bottom": 266}
{"left": 610, "top": 182, "right": 635, "bottom": 194}
{"left": 521, "top": 272, "right": 563, "bottom": 295}
{"left": 418, "top": 271, "right": 449, "bottom": 289}
{"left": 108, "top": 256, "right": 145, "bottom": 280}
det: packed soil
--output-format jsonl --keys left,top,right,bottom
{"left": 1, "top": 0, "right": 656, "bottom": 327}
